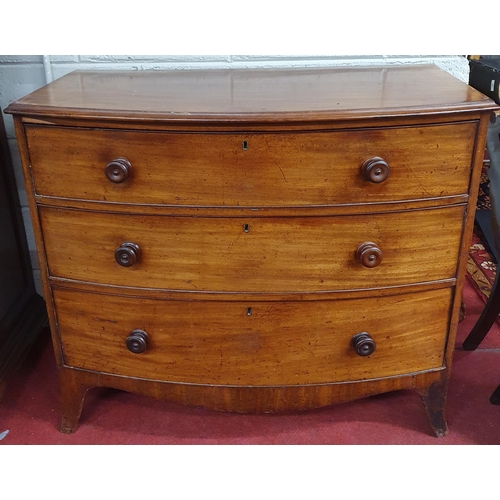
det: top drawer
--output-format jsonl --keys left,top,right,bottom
{"left": 25, "top": 122, "right": 477, "bottom": 207}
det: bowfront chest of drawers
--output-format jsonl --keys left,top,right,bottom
{"left": 6, "top": 65, "right": 498, "bottom": 435}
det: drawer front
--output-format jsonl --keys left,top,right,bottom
{"left": 40, "top": 206, "right": 464, "bottom": 292}
{"left": 26, "top": 122, "right": 476, "bottom": 206}
{"left": 54, "top": 287, "right": 451, "bottom": 385}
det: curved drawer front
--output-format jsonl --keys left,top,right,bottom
{"left": 40, "top": 206, "right": 465, "bottom": 292}
{"left": 54, "top": 287, "right": 451, "bottom": 385}
{"left": 26, "top": 122, "right": 476, "bottom": 207}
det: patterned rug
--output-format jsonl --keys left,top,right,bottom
{"left": 466, "top": 228, "right": 497, "bottom": 300}
{"left": 465, "top": 155, "right": 499, "bottom": 322}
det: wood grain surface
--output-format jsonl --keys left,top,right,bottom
{"left": 7, "top": 66, "right": 496, "bottom": 435}
{"left": 54, "top": 287, "right": 451, "bottom": 385}
{"left": 25, "top": 122, "right": 477, "bottom": 206}
{"left": 57, "top": 365, "right": 447, "bottom": 434}
{"left": 39, "top": 205, "right": 465, "bottom": 292}
{"left": 5, "top": 66, "right": 497, "bottom": 123}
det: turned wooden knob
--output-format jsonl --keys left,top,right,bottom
{"left": 360, "top": 157, "right": 390, "bottom": 183}
{"left": 115, "top": 242, "right": 141, "bottom": 267}
{"left": 126, "top": 329, "right": 149, "bottom": 354}
{"left": 356, "top": 242, "right": 383, "bottom": 268}
{"left": 351, "top": 332, "right": 376, "bottom": 357}
{"left": 105, "top": 158, "right": 132, "bottom": 183}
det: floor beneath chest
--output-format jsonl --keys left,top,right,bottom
{"left": 0, "top": 277, "right": 499, "bottom": 446}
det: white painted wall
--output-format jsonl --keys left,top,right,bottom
{"left": 0, "top": 55, "right": 470, "bottom": 296}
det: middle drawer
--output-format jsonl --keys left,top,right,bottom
{"left": 40, "top": 205, "right": 464, "bottom": 292}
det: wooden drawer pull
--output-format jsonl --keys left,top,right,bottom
{"left": 351, "top": 332, "right": 376, "bottom": 357}
{"left": 126, "top": 329, "right": 149, "bottom": 354}
{"left": 360, "top": 157, "right": 390, "bottom": 183}
{"left": 115, "top": 242, "right": 141, "bottom": 267}
{"left": 105, "top": 157, "right": 132, "bottom": 183}
{"left": 356, "top": 242, "right": 383, "bottom": 268}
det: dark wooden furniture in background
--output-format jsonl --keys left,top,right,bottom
{"left": 0, "top": 111, "right": 47, "bottom": 398}
{"left": 462, "top": 56, "right": 500, "bottom": 405}
{"left": 5, "top": 66, "right": 498, "bottom": 435}
{"left": 462, "top": 111, "right": 500, "bottom": 355}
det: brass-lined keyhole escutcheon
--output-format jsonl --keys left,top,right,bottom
{"left": 243, "top": 223, "right": 250, "bottom": 233}
{"left": 242, "top": 140, "right": 249, "bottom": 150}
{"left": 246, "top": 307, "right": 252, "bottom": 316}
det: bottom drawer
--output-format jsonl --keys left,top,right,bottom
{"left": 53, "top": 287, "right": 452, "bottom": 386}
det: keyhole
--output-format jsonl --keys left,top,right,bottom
{"left": 246, "top": 307, "right": 252, "bottom": 316}
{"left": 242, "top": 140, "right": 248, "bottom": 150}
{"left": 243, "top": 223, "right": 250, "bottom": 233}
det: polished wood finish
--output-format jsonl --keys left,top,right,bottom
{"left": 356, "top": 242, "right": 383, "bottom": 268}
{"left": 56, "top": 363, "right": 447, "bottom": 434}
{"left": 39, "top": 205, "right": 465, "bottom": 292}
{"left": 125, "top": 330, "right": 149, "bottom": 354}
{"left": 25, "top": 123, "right": 476, "bottom": 207}
{"left": 4, "top": 66, "right": 495, "bottom": 123}
{"left": 6, "top": 65, "right": 498, "bottom": 436}
{"left": 114, "top": 242, "right": 141, "bottom": 268}
{"left": 34, "top": 193, "right": 471, "bottom": 217}
{"left": 360, "top": 157, "right": 390, "bottom": 184}
{"left": 351, "top": 332, "right": 377, "bottom": 357}
{"left": 49, "top": 277, "right": 457, "bottom": 304}
{"left": 53, "top": 286, "right": 451, "bottom": 385}
{"left": 105, "top": 158, "right": 132, "bottom": 184}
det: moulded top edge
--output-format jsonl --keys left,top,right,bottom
{"left": 4, "top": 65, "right": 499, "bottom": 123}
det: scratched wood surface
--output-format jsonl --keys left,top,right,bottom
{"left": 39, "top": 205, "right": 465, "bottom": 292}
{"left": 6, "top": 66, "right": 497, "bottom": 435}
{"left": 54, "top": 286, "right": 451, "bottom": 386}
{"left": 5, "top": 65, "right": 496, "bottom": 123}
{"left": 25, "top": 122, "right": 476, "bottom": 206}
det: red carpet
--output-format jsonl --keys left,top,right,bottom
{"left": 0, "top": 278, "right": 499, "bottom": 445}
